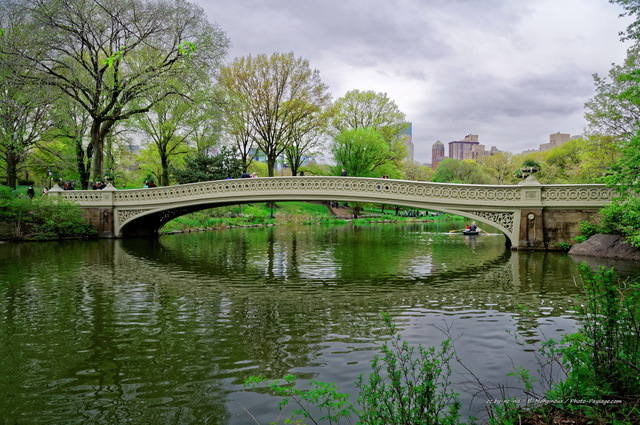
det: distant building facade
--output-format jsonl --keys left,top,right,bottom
{"left": 464, "top": 144, "right": 500, "bottom": 160}
{"left": 431, "top": 140, "right": 446, "bottom": 170}
{"left": 403, "top": 122, "right": 414, "bottom": 161}
{"left": 540, "top": 132, "right": 571, "bottom": 151}
{"left": 448, "top": 134, "right": 479, "bottom": 160}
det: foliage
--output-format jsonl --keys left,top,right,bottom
{"left": 130, "top": 83, "right": 217, "bottom": 186}
{"left": 0, "top": 0, "right": 230, "bottom": 180}
{"left": 331, "top": 127, "right": 397, "bottom": 177}
{"left": 520, "top": 159, "right": 541, "bottom": 169}
{"left": 218, "top": 52, "right": 332, "bottom": 176}
{"left": 244, "top": 313, "right": 462, "bottom": 425}
{"left": 170, "top": 146, "right": 242, "bottom": 184}
{"left": 584, "top": 43, "right": 640, "bottom": 137}
{"left": 0, "top": 43, "right": 53, "bottom": 188}
{"left": 540, "top": 265, "right": 640, "bottom": 422}
{"left": 244, "top": 375, "right": 357, "bottom": 424}
{"left": 605, "top": 129, "right": 640, "bottom": 197}
{"left": 597, "top": 197, "right": 640, "bottom": 247}
{"left": 356, "top": 313, "right": 461, "bottom": 425}
{"left": 610, "top": 0, "right": 640, "bottom": 42}
{"left": 432, "top": 158, "right": 491, "bottom": 184}
{"left": 0, "top": 187, "right": 95, "bottom": 239}
{"left": 476, "top": 152, "right": 516, "bottom": 184}
{"left": 401, "top": 159, "right": 434, "bottom": 181}
{"left": 329, "top": 89, "right": 408, "bottom": 168}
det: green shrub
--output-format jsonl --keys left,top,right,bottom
{"left": 578, "top": 219, "right": 600, "bottom": 239}
{"left": 598, "top": 197, "right": 640, "bottom": 247}
{"left": 244, "top": 313, "right": 462, "bottom": 425}
{"left": 0, "top": 189, "right": 95, "bottom": 239}
{"left": 533, "top": 265, "right": 640, "bottom": 423}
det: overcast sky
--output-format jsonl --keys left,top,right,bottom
{"left": 194, "top": 0, "right": 633, "bottom": 164}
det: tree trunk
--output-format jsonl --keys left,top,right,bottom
{"left": 160, "top": 151, "right": 170, "bottom": 186}
{"left": 90, "top": 120, "right": 104, "bottom": 181}
{"left": 267, "top": 156, "right": 276, "bottom": 177}
{"left": 90, "top": 118, "right": 116, "bottom": 182}
{"left": 76, "top": 139, "right": 92, "bottom": 190}
{"left": 6, "top": 152, "right": 19, "bottom": 189}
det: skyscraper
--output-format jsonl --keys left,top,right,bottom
{"left": 432, "top": 140, "right": 445, "bottom": 170}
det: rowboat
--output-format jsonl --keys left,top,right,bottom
{"left": 463, "top": 229, "right": 480, "bottom": 235}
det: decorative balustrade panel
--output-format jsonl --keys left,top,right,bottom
{"left": 541, "top": 186, "right": 615, "bottom": 202}
{"left": 92, "top": 178, "right": 529, "bottom": 206}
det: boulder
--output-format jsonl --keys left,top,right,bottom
{"left": 569, "top": 234, "right": 640, "bottom": 261}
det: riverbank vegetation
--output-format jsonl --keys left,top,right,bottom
{"left": 243, "top": 265, "right": 640, "bottom": 424}
{"left": 0, "top": 187, "right": 95, "bottom": 240}
{"left": 160, "top": 201, "right": 457, "bottom": 234}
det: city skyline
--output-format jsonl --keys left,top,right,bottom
{"left": 194, "top": 0, "right": 632, "bottom": 163}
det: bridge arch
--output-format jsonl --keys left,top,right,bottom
{"left": 49, "top": 176, "right": 614, "bottom": 250}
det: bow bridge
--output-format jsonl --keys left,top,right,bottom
{"left": 48, "top": 176, "right": 614, "bottom": 250}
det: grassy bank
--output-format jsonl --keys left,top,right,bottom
{"left": 160, "top": 201, "right": 459, "bottom": 233}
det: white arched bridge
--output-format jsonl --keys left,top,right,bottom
{"left": 48, "top": 176, "right": 615, "bottom": 250}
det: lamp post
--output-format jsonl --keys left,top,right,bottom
{"left": 48, "top": 170, "right": 52, "bottom": 189}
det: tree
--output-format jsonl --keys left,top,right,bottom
{"left": 432, "top": 158, "right": 492, "bottom": 184}
{"left": 401, "top": 159, "right": 434, "bottom": 181}
{"left": 0, "top": 0, "right": 229, "bottom": 181}
{"left": 170, "top": 146, "right": 242, "bottom": 184}
{"left": 0, "top": 69, "right": 52, "bottom": 188}
{"left": 578, "top": 134, "right": 622, "bottom": 182}
{"left": 220, "top": 88, "right": 257, "bottom": 173}
{"left": 330, "top": 89, "right": 408, "bottom": 165}
{"left": 476, "top": 151, "right": 515, "bottom": 184}
{"left": 331, "top": 127, "right": 398, "bottom": 177}
{"left": 284, "top": 124, "right": 326, "bottom": 176}
{"left": 130, "top": 93, "right": 200, "bottom": 186}
{"left": 218, "top": 52, "right": 332, "bottom": 176}
{"left": 610, "top": 0, "right": 640, "bottom": 41}
{"left": 584, "top": 44, "right": 640, "bottom": 138}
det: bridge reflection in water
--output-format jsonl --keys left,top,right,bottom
{"left": 2, "top": 226, "right": 638, "bottom": 424}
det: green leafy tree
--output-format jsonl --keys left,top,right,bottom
{"left": 330, "top": 89, "right": 408, "bottom": 166}
{"left": 401, "top": 159, "right": 434, "bottom": 181}
{"left": 1, "top": 0, "right": 229, "bottom": 181}
{"left": 171, "top": 146, "right": 242, "bottom": 184}
{"left": 0, "top": 30, "right": 53, "bottom": 188}
{"left": 332, "top": 127, "right": 400, "bottom": 177}
{"left": 284, "top": 124, "right": 327, "bottom": 176}
{"left": 476, "top": 151, "right": 516, "bottom": 184}
{"left": 131, "top": 95, "right": 196, "bottom": 186}
{"left": 584, "top": 44, "right": 640, "bottom": 138}
{"left": 432, "top": 158, "right": 491, "bottom": 184}
{"left": 218, "top": 52, "right": 332, "bottom": 176}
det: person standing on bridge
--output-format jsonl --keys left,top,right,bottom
{"left": 341, "top": 168, "right": 348, "bottom": 176}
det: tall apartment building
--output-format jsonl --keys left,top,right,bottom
{"left": 540, "top": 132, "right": 570, "bottom": 151}
{"left": 431, "top": 140, "right": 445, "bottom": 170}
{"left": 448, "top": 134, "right": 479, "bottom": 160}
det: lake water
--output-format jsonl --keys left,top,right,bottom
{"left": 1, "top": 223, "right": 638, "bottom": 424}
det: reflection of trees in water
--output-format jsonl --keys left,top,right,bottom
{"left": 0, "top": 240, "right": 233, "bottom": 424}
{"left": 119, "top": 226, "right": 591, "bottom": 348}
{"left": 3, "top": 230, "right": 639, "bottom": 423}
